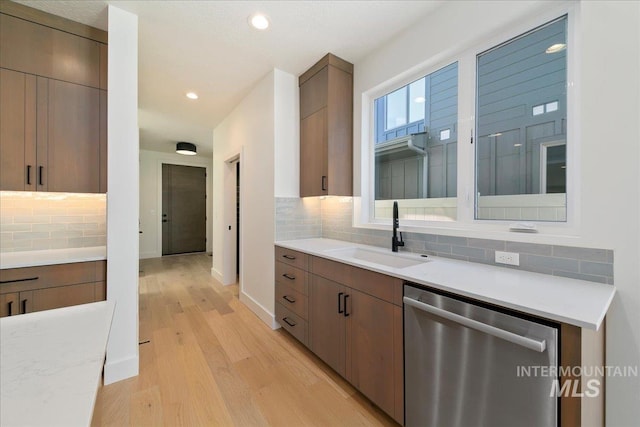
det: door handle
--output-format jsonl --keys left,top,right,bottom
{"left": 7, "top": 300, "right": 13, "bottom": 316}
{"left": 38, "top": 166, "right": 44, "bottom": 186}
{"left": 403, "top": 296, "right": 547, "bottom": 352}
{"left": 27, "top": 165, "right": 32, "bottom": 185}
{"left": 21, "top": 298, "right": 28, "bottom": 314}
{"left": 162, "top": 219, "right": 168, "bottom": 223}
{"left": 343, "top": 294, "right": 350, "bottom": 317}
{"left": 321, "top": 175, "right": 327, "bottom": 191}
{"left": 337, "top": 292, "right": 344, "bottom": 314}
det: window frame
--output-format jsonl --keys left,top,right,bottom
{"left": 357, "top": 3, "right": 580, "bottom": 238}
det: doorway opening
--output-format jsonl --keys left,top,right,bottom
{"left": 161, "top": 163, "right": 207, "bottom": 255}
{"left": 236, "top": 161, "right": 240, "bottom": 278}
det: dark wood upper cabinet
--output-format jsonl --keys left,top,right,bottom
{"left": 299, "top": 54, "right": 353, "bottom": 197}
{"left": 0, "top": 68, "right": 36, "bottom": 191}
{"left": 0, "top": 4, "right": 107, "bottom": 193}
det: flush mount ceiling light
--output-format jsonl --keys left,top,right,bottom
{"left": 186, "top": 92, "right": 199, "bottom": 100}
{"left": 249, "top": 13, "right": 269, "bottom": 30}
{"left": 176, "top": 142, "right": 197, "bottom": 156}
{"left": 545, "top": 43, "right": 566, "bottom": 54}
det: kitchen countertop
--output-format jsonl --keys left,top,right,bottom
{"left": 275, "top": 238, "right": 615, "bottom": 330}
{"left": 0, "top": 246, "right": 107, "bottom": 269}
{"left": 0, "top": 300, "right": 115, "bottom": 427}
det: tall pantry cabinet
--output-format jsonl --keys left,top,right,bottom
{"left": 0, "top": 4, "right": 108, "bottom": 193}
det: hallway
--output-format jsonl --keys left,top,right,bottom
{"left": 91, "top": 254, "right": 396, "bottom": 426}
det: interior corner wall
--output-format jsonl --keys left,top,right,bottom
{"left": 139, "top": 149, "right": 213, "bottom": 259}
{"left": 353, "top": 1, "right": 640, "bottom": 424}
{"left": 212, "top": 71, "right": 276, "bottom": 326}
{"left": 104, "top": 5, "right": 139, "bottom": 385}
{"left": 274, "top": 68, "right": 300, "bottom": 197}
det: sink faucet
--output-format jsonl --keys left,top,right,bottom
{"left": 392, "top": 201, "right": 404, "bottom": 252}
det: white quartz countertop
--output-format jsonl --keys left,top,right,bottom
{"left": 275, "top": 238, "right": 615, "bottom": 330}
{"left": 1, "top": 300, "right": 115, "bottom": 427}
{"left": 0, "top": 246, "right": 106, "bottom": 269}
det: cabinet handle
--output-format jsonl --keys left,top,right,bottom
{"left": 321, "top": 175, "right": 327, "bottom": 191}
{"left": 7, "top": 301, "right": 13, "bottom": 316}
{"left": 0, "top": 276, "right": 39, "bottom": 284}
{"left": 343, "top": 294, "right": 350, "bottom": 317}
{"left": 38, "top": 166, "right": 44, "bottom": 186}
{"left": 21, "top": 298, "right": 28, "bottom": 314}
{"left": 282, "top": 254, "right": 296, "bottom": 260}
{"left": 27, "top": 165, "right": 32, "bottom": 185}
{"left": 337, "top": 292, "right": 344, "bottom": 314}
{"left": 282, "top": 274, "right": 296, "bottom": 281}
{"left": 282, "top": 295, "right": 296, "bottom": 303}
{"left": 282, "top": 317, "right": 296, "bottom": 327}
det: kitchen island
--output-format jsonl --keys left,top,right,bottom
{"left": 0, "top": 300, "right": 114, "bottom": 426}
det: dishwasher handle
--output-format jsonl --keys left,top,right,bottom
{"left": 403, "top": 296, "right": 546, "bottom": 353}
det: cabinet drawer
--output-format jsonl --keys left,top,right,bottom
{"left": 275, "top": 281, "right": 308, "bottom": 319}
{"left": 275, "top": 261, "right": 308, "bottom": 296}
{"left": 275, "top": 302, "right": 308, "bottom": 346}
{"left": 275, "top": 246, "right": 308, "bottom": 270}
{"left": 30, "top": 282, "right": 99, "bottom": 312}
{"left": 0, "top": 261, "right": 102, "bottom": 293}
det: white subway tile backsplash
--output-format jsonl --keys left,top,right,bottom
{"left": 0, "top": 192, "right": 106, "bottom": 252}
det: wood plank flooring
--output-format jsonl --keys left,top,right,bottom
{"left": 91, "top": 254, "right": 398, "bottom": 426}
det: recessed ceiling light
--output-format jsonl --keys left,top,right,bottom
{"left": 249, "top": 13, "right": 269, "bottom": 30}
{"left": 186, "top": 92, "right": 198, "bottom": 100}
{"left": 545, "top": 43, "right": 566, "bottom": 54}
{"left": 414, "top": 96, "right": 426, "bottom": 103}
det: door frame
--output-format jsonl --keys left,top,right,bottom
{"left": 222, "top": 150, "right": 243, "bottom": 292}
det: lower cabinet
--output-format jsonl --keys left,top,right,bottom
{"left": 274, "top": 245, "right": 403, "bottom": 425}
{"left": 0, "top": 260, "right": 106, "bottom": 317}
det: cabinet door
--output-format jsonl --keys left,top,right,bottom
{"left": 300, "top": 66, "right": 327, "bottom": 119}
{"left": 43, "top": 78, "right": 100, "bottom": 193}
{"left": 300, "top": 108, "right": 327, "bottom": 197}
{"left": 309, "top": 274, "right": 346, "bottom": 376}
{"left": 0, "top": 293, "right": 20, "bottom": 317}
{"left": 347, "top": 288, "right": 396, "bottom": 418}
{"left": 0, "top": 68, "right": 36, "bottom": 191}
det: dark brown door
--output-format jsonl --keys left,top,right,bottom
{"left": 0, "top": 68, "right": 37, "bottom": 191}
{"left": 309, "top": 274, "right": 346, "bottom": 376}
{"left": 162, "top": 164, "right": 207, "bottom": 255}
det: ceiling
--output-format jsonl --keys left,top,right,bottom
{"left": 16, "top": 0, "right": 442, "bottom": 157}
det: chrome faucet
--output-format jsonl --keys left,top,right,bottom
{"left": 392, "top": 201, "right": 404, "bottom": 252}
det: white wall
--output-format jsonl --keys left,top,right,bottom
{"left": 274, "top": 70, "right": 300, "bottom": 197}
{"left": 139, "top": 149, "right": 212, "bottom": 259}
{"left": 353, "top": 1, "right": 640, "bottom": 424}
{"left": 212, "top": 70, "right": 276, "bottom": 325}
{"left": 105, "top": 5, "right": 139, "bottom": 385}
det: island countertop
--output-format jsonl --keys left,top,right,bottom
{"left": 275, "top": 238, "right": 615, "bottom": 330}
{"left": 0, "top": 300, "right": 115, "bottom": 427}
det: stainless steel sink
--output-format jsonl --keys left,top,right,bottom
{"left": 326, "top": 247, "right": 428, "bottom": 269}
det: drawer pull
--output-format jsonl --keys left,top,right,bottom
{"left": 282, "top": 317, "right": 297, "bottom": 327}
{"left": 7, "top": 301, "right": 13, "bottom": 316}
{"left": 0, "top": 276, "right": 39, "bottom": 284}
{"left": 343, "top": 294, "right": 350, "bottom": 317}
{"left": 282, "top": 274, "right": 296, "bottom": 280}
{"left": 282, "top": 295, "right": 296, "bottom": 303}
{"left": 282, "top": 254, "right": 296, "bottom": 260}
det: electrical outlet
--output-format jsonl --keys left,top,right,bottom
{"left": 495, "top": 250, "right": 520, "bottom": 266}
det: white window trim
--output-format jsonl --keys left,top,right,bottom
{"left": 356, "top": 2, "right": 581, "bottom": 242}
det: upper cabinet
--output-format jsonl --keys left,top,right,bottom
{"left": 0, "top": 3, "right": 107, "bottom": 193}
{"left": 299, "top": 54, "right": 353, "bottom": 197}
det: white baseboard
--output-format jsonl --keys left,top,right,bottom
{"left": 139, "top": 251, "right": 158, "bottom": 260}
{"left": 103, "top": 355, "right": 139, "bottom": 385}
{"left": 239, "top": 290, "right": 279, "bottom": 329}
{"left": 210, "top": 267, "right": 223, "bottom": 283}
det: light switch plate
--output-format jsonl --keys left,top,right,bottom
{"left": 495, "top": 251, "right": 520, "bottom": 266}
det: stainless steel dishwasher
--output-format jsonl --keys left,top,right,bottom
{"left": 404, "top": 283, "right": 558, "bottom": 427}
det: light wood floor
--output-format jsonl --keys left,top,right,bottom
{"left": 91, "top": 254, "right": 398, "bottom": 426}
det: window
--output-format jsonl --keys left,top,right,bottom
{"left": 373, "top": 63, "right": 458, "bottom": 221}
{"left": 476, "top": 16, "right": 568, "bottom": 221}
{"left": 365, "top": 12, "right": 573, "bottom": 228}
